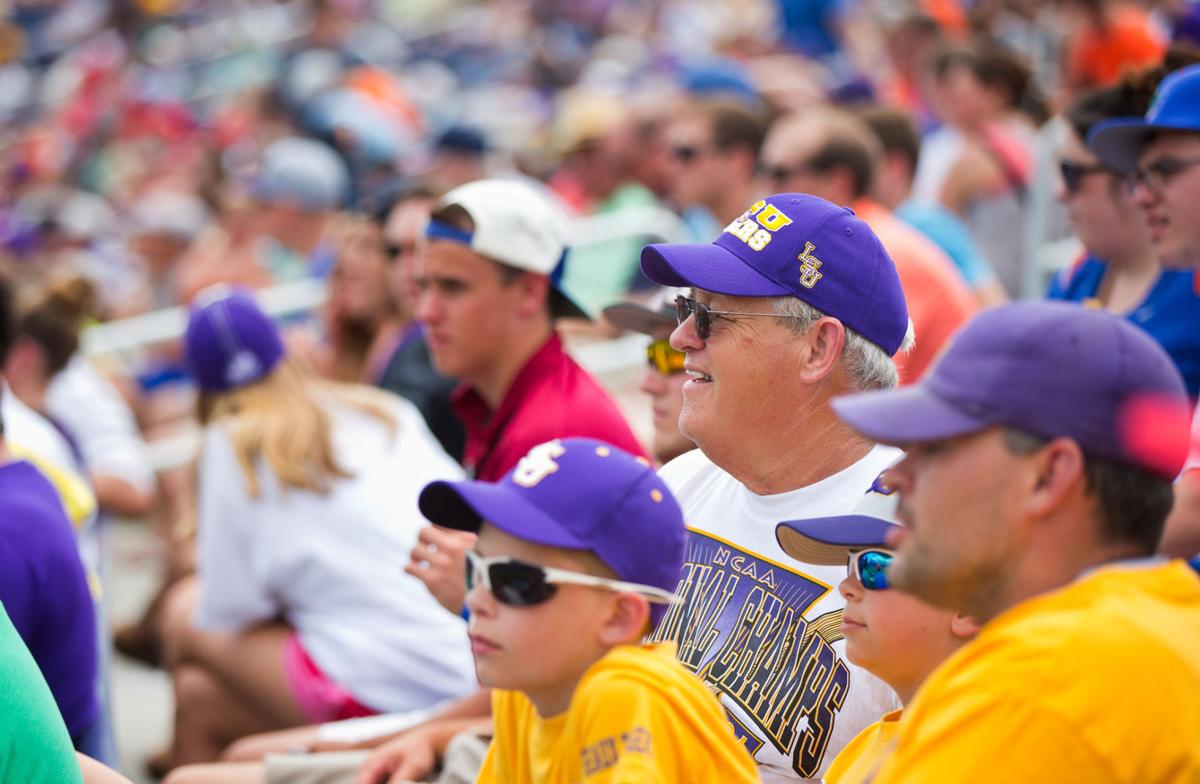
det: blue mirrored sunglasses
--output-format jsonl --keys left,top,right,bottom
{"left": 849, "top": 548, "right": 894, "bottom": 591}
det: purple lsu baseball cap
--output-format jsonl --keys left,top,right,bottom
{"left": 776, "top": 467, "right": 902, "bottom": 565}
{"left": 184, "top": 287, "right": 285, "bottom": 393}
{"left": 640, "top": 193, "right": 909, "bottom": 355}
{"left": 419, "top": 438, "right": 685, "bottom": 614}
{"left": 1088, "top": 64, "right": 1200, "bottom": 174}
{"left": 831, "top": 301, "right": 1191, "bottom": 480}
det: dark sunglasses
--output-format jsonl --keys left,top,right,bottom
{"left": 1133, "top": 155, "right": 1200, "bottom": 192}
{"left": 670, "top": 145, "right": 707, "bottom": 164}
{"left": 465, "top": 550, "right": 678, "bottom": 608}
{"left": 1058, "top": 160, "right": 1110, "bottom": 194}
{"left": 384, "top": 242, "right": 417, "bottom": 263}
{"left": 758, "top": 163, "right": 801, "bottom": 184}
{"left": 849, "top": 548, "right": 894, "bottom": 591}
{"left": 674, "top": 295, "right": 805, "bottom": 341}
{"left": 646, "top": 338, "right": 686, "bottom": 375}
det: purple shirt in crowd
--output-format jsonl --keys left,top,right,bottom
{"left": 0, "top": 460, "right": 99, "bottom": 740}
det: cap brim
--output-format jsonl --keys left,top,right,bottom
{"left": 550, "top": 287, "right": 591, "bottom": 321}
{"left": 776, "top": 515, "right": 900, "bottom": 565}
{"left": 640, "top": 243, "right": 791, "bottom": 296}
{"left": 1087, "top": 118, "right": 1158, "bottom": 174}
{"left": 1087, "top": 117, "right": 1200, "bottom": 175}
{"left": 602, "top": 302, "right": 674, "bottom": 335}
{"left": 831, "top": 385, "right": 995, "bottom": 447}
{"left": 418, "top": 480, "right": 589, "bottom": 550}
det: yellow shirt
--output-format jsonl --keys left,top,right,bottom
{"left": 873, "top": 561, "right": 1200, "bottom": 784}
{"left": 824, "top": 709, "right": 902, "bottom": 784}
{"left": 477, "top": 642, "right": 760, "bottom": 783}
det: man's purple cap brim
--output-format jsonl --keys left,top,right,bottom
{"left": 775, "top": 515, "right": 900, "bottom": 566}
{"left": 831, "top": 385, "right": 996, "bottom": 447}
{"left": 640, "top": 243, "right": 792, "bottom": 296}
{"left": 419, "top": 480, "right": 589, "bottom": 550}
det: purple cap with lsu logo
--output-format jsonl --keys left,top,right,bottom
{"left": 639, "top": 193, "right": 910, "bottom": 355}
{"left": 418, "top": 438, "right": 685, "bottom": 621}
{"left": 184, "top": 286, "right": 285, "bottom": 393}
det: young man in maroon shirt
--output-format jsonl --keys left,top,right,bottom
{"left": 405, "top": 178, "right": 645, "bottom": 613}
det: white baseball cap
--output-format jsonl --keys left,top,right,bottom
{"left": 427, "top": 179, "right": 588, "bottom": 320}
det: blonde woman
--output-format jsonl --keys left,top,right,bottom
{"left": 158, "top": 289, "right": 475, "bottom": 771}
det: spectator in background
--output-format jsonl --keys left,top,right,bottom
{"left": 602, "top": 292, "right": 695, "bottom": 465}
{"left": 177, "top": 137, "right": 350, "bottom": 302}
{"left": 298, "top": 215, "right": 405, "bottom": 385}
{"left": 407, "top": 178, "right": 646, "bottom": 614}
{"left": 661, "top": 99, "right": 768, "bottom": 241}
{"left": 1048, "top": 72, "right": 1200, "bottom": 398}
{"left": 1088, "top": 63, "right": 1200, "bottom": 560}
{"left": 1062, "top": 0, "right": 1165, "bottom": 95}
{"left": 121, "top": 189, "right": 210, "bottom": 316}
{"left": 0, "top": 601, "right": 93, "bottom": 784}
{"left": 5, "top": 275, "right": 156, "bottom": 518}
{"left": 0, "top": 386, "right": 103, "bottom": 759}
{"left": 760, "top": 107, "right": 976, "bottom": 382}
{"left": 553, "top": 92, "right": 661, "bottom": 317}
{"left": 860, "top": 105, "right": 1008, "bottom": 308}
{"left": 915, "top": 43, "right": 1046, "bottom": 296}
{"left": 372, "top": 185, "right": 464, "bottom": 461}
{"left": 156, "top": 290, "right": 474, "bottom": 772}
{"left": 423, "top": 126, "right": 490, "bottom": 193}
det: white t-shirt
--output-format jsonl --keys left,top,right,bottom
{"left": 1, "top": 385, "right": 82, "bottom": 476}
{"left": 46, "top": 356, "right": 155, "bottom": 494}
{"left": 650, "top": 446, "right": 903, "bottom": 783}
{"left": 193, "top": 393, "right": 477, "bottom": 713}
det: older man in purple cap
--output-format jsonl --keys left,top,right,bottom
{"left": 1089, "top": 63, "right": 1200, "bottom": 559}
{"left": 639, "top": 193, "right": 913, "bottom": 781}
{"left": 827, "top": 301, "right": 1200, "bottom": 783}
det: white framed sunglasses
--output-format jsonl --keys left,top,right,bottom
{"left": 465, "top": 550, "right": 679, "bottom": 608}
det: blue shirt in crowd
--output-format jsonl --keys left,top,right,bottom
{"left": 897, "top": 199, "right": 997, "bottom": 289}
{"left": 1047, "top": 256, "right": 1200, "bottom": 398}
{"left": 0, "top": 460, "right": 100, "bottom": 740}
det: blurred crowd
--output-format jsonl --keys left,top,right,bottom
{"left": 2, "top": 0, "right": 1200, "bottom": 782}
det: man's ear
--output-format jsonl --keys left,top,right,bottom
{"left": 949, "top": 612, "right": 981, "bottom": 641}
{"left": 597, "top": 593, "right": 653, "bottom": 647}
{"left": 796, "top": 316, "right": 846, "bottom": 384}
{"left": 1022, "top": 437, "right": 1085, "bottom": 519}
{"left": 513, "top": 272, "right": 552, "bottom": 319}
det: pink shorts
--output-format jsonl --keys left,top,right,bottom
{"left": 282, "top": 633, "right": 377, "bottom": 724}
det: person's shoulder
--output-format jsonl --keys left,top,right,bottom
{"left": 0, "top": 461, "right": 69, "bottom": 523}
{"left": 575, "top": 644, "right": 703, "bottom": 708}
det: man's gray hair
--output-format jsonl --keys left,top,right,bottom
{"left": 769, "top": 296, "right": 915, "bottom": 392}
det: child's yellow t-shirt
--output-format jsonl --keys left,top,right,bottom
{"left": 477, "top": 641, "right": 760, "bottom": 783}
{"left": 823, "top": 709, "right": 902, "bottom": 784}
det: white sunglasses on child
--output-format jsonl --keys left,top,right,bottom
{"left": 465, "top": 550, "right": 679, "bottom": 608}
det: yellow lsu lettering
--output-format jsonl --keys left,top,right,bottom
{"left": 723, "top": 202, "right": 794, "bottom": 252}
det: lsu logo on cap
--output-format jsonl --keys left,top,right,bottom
{"left": 797, "top": 242, "right": 823, "bottom": 289}
{"left": 723, "top": 200, "right": 793, "bottom": 252}
{"left": 512, "top": 440, "right": 566, "bottom": 487}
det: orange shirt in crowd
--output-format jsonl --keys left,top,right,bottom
{"left": 853, "top": 200, "right": 977, "bottom": 384}
{"left": 1067, "top": 4, "right": 1165, "bottom": 89}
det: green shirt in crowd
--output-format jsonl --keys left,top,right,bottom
{"left": 0, "top": 600, "right": 82, "bottom": 783}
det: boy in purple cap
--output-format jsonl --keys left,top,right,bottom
{"left": 827, "top": 300, "right": 1200, "bottom": 783}
{"left": 775, "top": 471, "right": 978, "bottom": 784}
{"left": 416, "top": 437, "right": 759, "bottom": 783}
